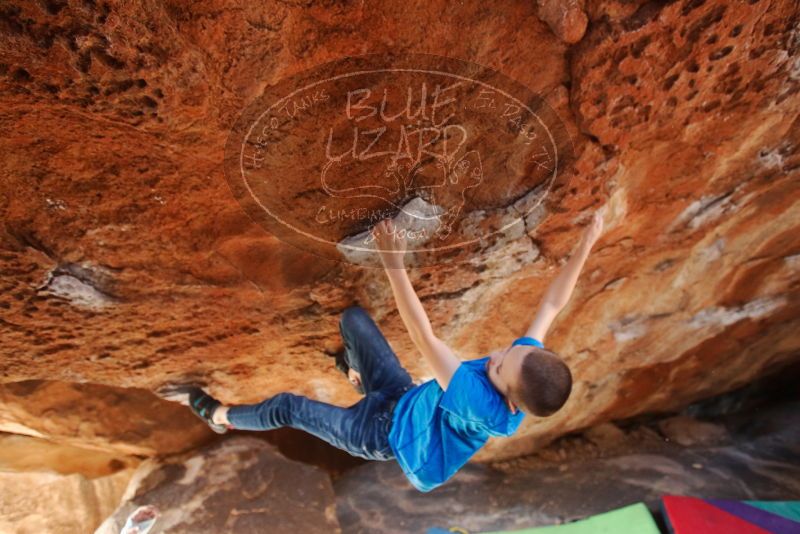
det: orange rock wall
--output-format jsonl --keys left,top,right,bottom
{"left": 1, "top": 0, "right": 798, "bottom": 460}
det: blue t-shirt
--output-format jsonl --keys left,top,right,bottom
{"left": 387, "top": 356, "right": 526, "bottom": 492}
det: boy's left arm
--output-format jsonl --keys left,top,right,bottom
{"left": 525, "top": 209, "right": 605, "bottom": 343}
{"left": 373, "top": 219, "right": 461, "bottom": 390}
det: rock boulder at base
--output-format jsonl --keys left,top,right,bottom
{"left": 95, "top": 436, "right": 340, "bottom": 534}
{"left": 334, "top": 402, "right": 800, "bottom": 533}
{"left": 657, "top": 415, "right": 729, "bottom": 446}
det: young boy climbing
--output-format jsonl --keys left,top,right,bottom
{"left": 159, "top": 210, "right": 605, "bottom": 492}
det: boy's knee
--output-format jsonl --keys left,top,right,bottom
{"left": 340, "top": 305, "right": 369, "bottom": 332}
{"left": 273, "top": 392, "right": 297, "bottom": 408}
{"left": 265, "top": 392, "right": 297, "bottom": 425}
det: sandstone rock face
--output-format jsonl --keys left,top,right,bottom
{"left": 95, "top": 436, "right": 340, "bottom": 534}
{"left": 0, "top": 468, "right": 134, "bottom": 534}
{"left": 656, "top": 414, "right": 729, "bottom": 446}
{"left": 0, "top": 380, "right": 214, "bottom": 456}
{"left": 0, "top": 0, "right": 798, "bottom": 463}
{"left": 537, "top": 0, "right": 588, "bottom": 44}
{"left": 0, "top": 432, "right": 139, "bottom": 477}
{"left": 0, "top": 432, "right": 138, "bottom": 533}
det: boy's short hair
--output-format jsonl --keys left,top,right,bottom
{"left": 511, "top": 348, "right": 572, "bottom": 416}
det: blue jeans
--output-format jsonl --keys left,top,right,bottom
{"left": 226, "top": 306, "right": 415, "bottom": 461}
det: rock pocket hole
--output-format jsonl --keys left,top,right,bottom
{"left": 709, "top": 46, "right": 733, "bottom": 61}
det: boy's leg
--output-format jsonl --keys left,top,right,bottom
{"left": 339, "top": 306, "right": 414, "bottom": 397}
{"left": 225, "top": 391, "right": 395, "bottom": 461}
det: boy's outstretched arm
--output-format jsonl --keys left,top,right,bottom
{"left": 526, "top": 209, "right": 605, "bottom": 343}
{"left": 373, "top": 219, "right": 461, "bottom": 390}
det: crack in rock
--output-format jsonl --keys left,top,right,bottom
{"left": 686, "top": 296, "right": 787, "bottom": 329}
{"left": 609, "top": 315, "right": 650, "bottom": 343}
{"left": 670, "top": 189, "right": 737, "bottom": 232}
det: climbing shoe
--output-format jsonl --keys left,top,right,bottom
{"left": 156, "top": 384, "right": 229, "bottom": 434}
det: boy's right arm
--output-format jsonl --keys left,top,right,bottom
{"left": 525, "top": 209, "right": 605, "bottom": 343}
{"left": 373, "top": 219, "right": 461, "bottom": 390}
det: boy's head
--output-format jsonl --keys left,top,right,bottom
{"left": 486, "top": 345, "right": 572, "bottom": 416}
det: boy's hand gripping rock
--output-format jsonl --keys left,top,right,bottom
{"left": 373, "top": 218, "right": 408, "bottom": 269}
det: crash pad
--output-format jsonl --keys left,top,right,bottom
{"left": 662, "top": 495, "right": 800, "bottom": 534}
{"left": 424, "top": 503, "right": 660, "bottom": 534}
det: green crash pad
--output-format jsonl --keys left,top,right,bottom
{"left": 481, "top": 503, "right": 660, "bottom": 534}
